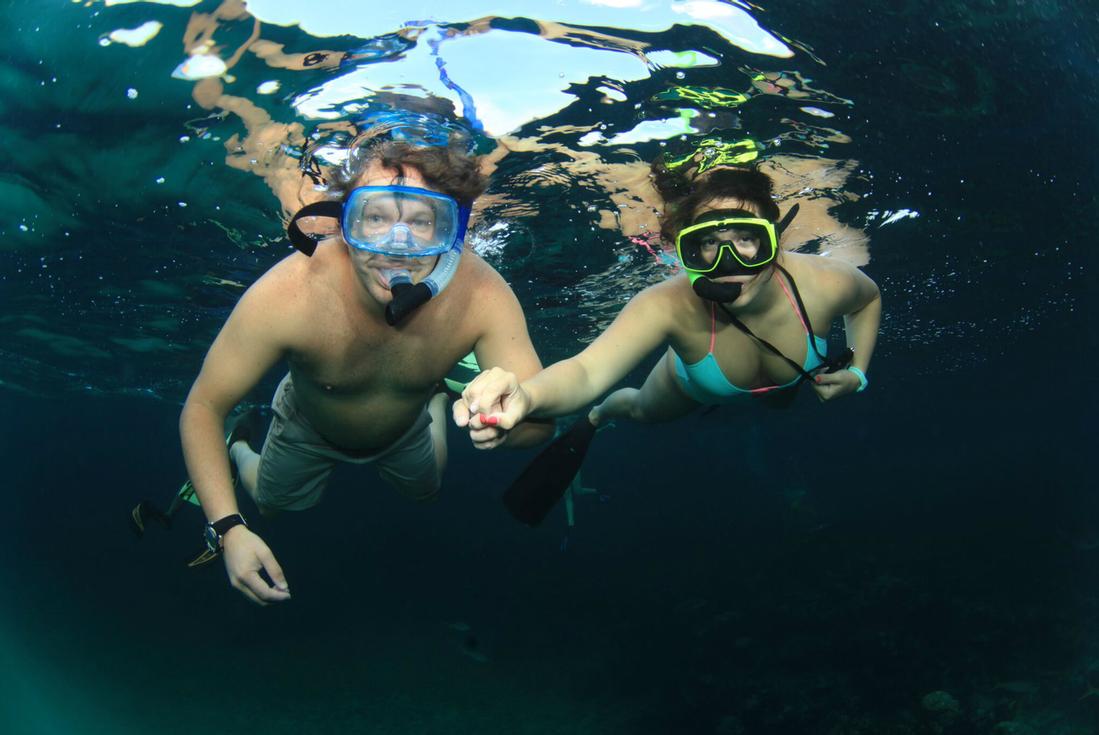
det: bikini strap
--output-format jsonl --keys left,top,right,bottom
{"left": 708, "top": 301, "right": 717, "bottom": 353}
{"left": 717, "top": 265, "right": 819, "bottom": 382}
{"left": 774, "top": 263, "right": 827, "bottom": 363}
{"left": 777, "top": 263, "right": 856, "bottom": 371}
{"left": 774, "top": 265, "right": 811, "bottom": 335}
{"left": 718, "top": 304, "right": 815, "bottom": 383}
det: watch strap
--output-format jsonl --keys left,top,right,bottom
{"left": 210, "top": 513, "right": 247, "bottom": 536}
{"left": 204, "top": 513, "right": 247, "bottom": 555}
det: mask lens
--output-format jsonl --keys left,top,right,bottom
{"left": 343, "top": 186, "right": 462, "bottom": 256}
{"left": 677, "top": 218, "right": 776, "bottom": 273}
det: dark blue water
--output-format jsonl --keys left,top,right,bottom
{"left": 2, "top": 1, "right": 1096, "bottom": 733}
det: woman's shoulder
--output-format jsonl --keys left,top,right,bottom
{"left": 782, "top": 251, "right": 865, "bottom": 288}
{"left": 780, "top": 252, "right": 873, "bottom": 313}
{"left": 640, "top": 274, "right": 695, "bottom": 304}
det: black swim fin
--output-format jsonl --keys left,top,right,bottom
{"left": 130, "top": 500, "right": 172, "bottom": 538}
{"left": 130, "top": 407, "right": 265, "bottom": 540}
{"left": 502, "top": 417, "right": 598, "bottom": 527}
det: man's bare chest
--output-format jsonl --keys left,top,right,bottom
{"left": 290, "top": 319, "right": 467, "bottom": 395}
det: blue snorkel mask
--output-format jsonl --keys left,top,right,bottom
{"left": 287, "top": 185, "right": 471, "bottom": 326}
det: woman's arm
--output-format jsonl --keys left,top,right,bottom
{"left": 812, "top": 261, "right": 882, "bottom": 400}
{"left": 457, "top": 283, "right": 676, "bottom": 430}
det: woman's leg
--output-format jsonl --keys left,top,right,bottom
{"left": 590, "top": 349, "right": 699, "bottom": 426}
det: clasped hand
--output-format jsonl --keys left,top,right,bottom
{"left": 451, "top": 367, "right": 531, "bottom": 449}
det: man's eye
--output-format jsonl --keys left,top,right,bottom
{"left": 412, "top": 218, "right": 433, "bottom": 229}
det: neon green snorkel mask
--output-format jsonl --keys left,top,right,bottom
{"left": 680, "top": 204, "right": 800, "bottom": 302}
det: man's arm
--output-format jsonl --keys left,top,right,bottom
{"left": 466, "top": 275, "right": 555, "bottom": 449}
{"left": 179, "top": 270, "right": 297, "bottom": 604}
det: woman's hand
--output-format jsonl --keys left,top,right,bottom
{"left": 452, "top": 367, "right": 533, "bottom": 449}
{"left": 811, "top": 368, "right": 864, "bottom": 402}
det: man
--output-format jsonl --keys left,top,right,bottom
{"left": 180, "top": 137, "right": 552, "bottom": 605}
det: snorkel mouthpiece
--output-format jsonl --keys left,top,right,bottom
{"left": 692, "top": 276, "right": 743, "bottom": 303}
{"left": 383, "top": 248, "right": 463, "bottom": 326}
{"left": 385, "top": 280, "right": 431, "bottom": 325}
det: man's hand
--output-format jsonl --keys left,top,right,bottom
{"left": 222, "top": 525, "right": 291, "bottom": 606}
{"left": 452, "top": 367, "right": 532, "bottom": 449}
{"left": 812, "top": 368, "right": 864, "bottom": 402}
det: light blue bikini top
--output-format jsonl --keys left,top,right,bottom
{"left": 673, "top": 269, "right": 827, "bottom": 405}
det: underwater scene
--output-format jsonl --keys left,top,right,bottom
{"left": 1, "top": 0, "right": 1096, "bottom": 733}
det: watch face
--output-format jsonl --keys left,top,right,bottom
{"left": 204, "top": 523, "right": 220, "bottom": 554}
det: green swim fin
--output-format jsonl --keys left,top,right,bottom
{"left": 502, "top": 417, "right": 598, "bottom": 527}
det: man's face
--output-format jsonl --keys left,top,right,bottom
{"left": 345, "top": 161, "right": 443, "bottom": 306}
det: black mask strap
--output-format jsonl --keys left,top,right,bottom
{"left": 286, "top": 200, "right": 342, "bottom": 256}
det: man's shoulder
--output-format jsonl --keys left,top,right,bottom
{"left": 237, "top": 246, "right": 340, "bottom": 321}
{"left": 455, "top": 250, "right": 507, "bottom": 288}
{"left": 255, "top": 245, "right": 339, "bottom": 291}
{"left": 448, "top": 251, "right": 517, "bottom": 309}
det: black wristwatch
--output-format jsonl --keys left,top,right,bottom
{"left": 204, "top": 514, "right": 248, "bottom": 554}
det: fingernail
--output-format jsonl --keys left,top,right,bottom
{"left": 481, "top": 414, "right": 499, "bottom": 426}
{"left": 814, "top": 376, "right": 822, "bottom": 383}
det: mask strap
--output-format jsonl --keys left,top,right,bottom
{"left": 286, "top": 200, "right": 343, "bottom": 256}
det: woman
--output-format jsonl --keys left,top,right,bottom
{"left": 455, "top": 163, "right": 881, "bottom": 522}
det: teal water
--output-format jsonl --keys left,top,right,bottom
{"left": 1, "top": 1, "right": 1096, "bottom": 733}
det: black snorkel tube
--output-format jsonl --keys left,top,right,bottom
{"left": 286, "top": 201, "right": 469, "bottom": 326}
{"left": 690, "top": 203, "right": 800, "bottom": 303}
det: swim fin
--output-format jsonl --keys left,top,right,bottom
{"left": 130, "top": 500, "right": 172, "bottom": 537}
{"left": 502, "top": 417, "right": 598, "bottom": 527}
{"left": 129, "top": 408, "right": 265, "bottom": 539}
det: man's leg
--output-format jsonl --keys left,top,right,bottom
{"left": 374, "top": 406, "right": 441, "bottom": 502}
{"left": 243, "top": 376, "right": 339, "bottom": 515}
{"left": 230, "top": 440, "right": 263, "bottom": 505}
{"left": 427, "top": 391, "right": 449, "bottom": 478}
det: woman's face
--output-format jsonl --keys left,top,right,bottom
{"left": 690, "top": 197, "right": 775, "bottom": 303}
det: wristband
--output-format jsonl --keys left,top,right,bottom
{"left": 846, "top": 366, "right": 868, "bottom": 393}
